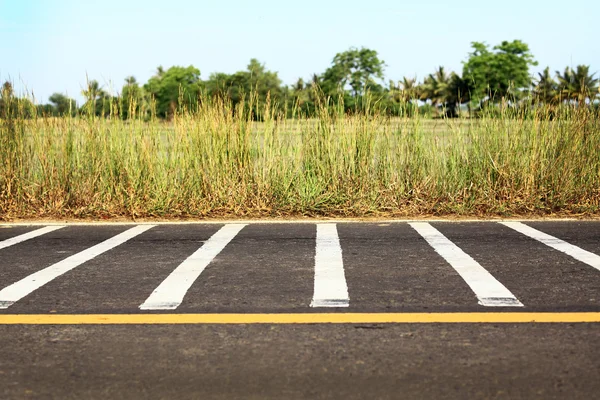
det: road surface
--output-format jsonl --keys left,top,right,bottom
{"left": 0, "top": 221, "right": 599, "bottom": 399}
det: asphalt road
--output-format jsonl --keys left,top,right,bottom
{"left": 0, "top": 221, "right": 599, "bottom": 399}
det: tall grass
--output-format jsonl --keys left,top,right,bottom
{"left": 1, "top": 93, "right": 599, "bottom": 219}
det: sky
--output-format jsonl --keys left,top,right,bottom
{"left": 1, "top": 0, "right": 599, "bottom": 104}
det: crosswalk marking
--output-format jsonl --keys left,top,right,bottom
{"left": 0, "top": 226, "right": 66, "bottom": 250}
{"left": 139, "top": 224, "right": 247, "bottom": 310}
{"left": 0, "top": 222, "right": 598, "bottom": 313}
{"left": 0, "top": 225, "right": 155, "bottom": 309}
{"left": 501, "top": 222, "right": 600, "bottom": 272}
{"left": 409, "top": 222, "right": 523, "bottom": 307}
{"left": 311, "top": 223, "right": 349, "bottom": 308}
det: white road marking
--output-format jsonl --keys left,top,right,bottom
{"left": 501, "top": 221, "right": 600, "bottom": 272}
{"left": 0, "top": 225, "right": 154, "bottom": 309}
{"left": 409, "top": 222, "right": 523, "bottom": 307}
{"left": 311, "top": 224, "right": 349, "bottom": 308}
{"left": 139, "top": 224, "right": 247, "bottom": 310}
{"left": 0, "top": 226, "right": 66, "bottom": 250}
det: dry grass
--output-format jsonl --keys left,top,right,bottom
{"left": 1, "top": 97, "right": 599, "bottom": 220}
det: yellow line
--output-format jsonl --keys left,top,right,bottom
{"left": 0, "top": 313, "right": 600, "bottom": 324}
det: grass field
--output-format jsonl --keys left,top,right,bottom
{"left": 1, "top": 98, "right": 599, "bottom": 220}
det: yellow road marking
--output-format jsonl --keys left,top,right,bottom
{"left": 0, "top": 313, "right": 600, "bottom": 324}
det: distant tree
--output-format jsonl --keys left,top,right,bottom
{"left": 37, "top": 103, "right": 55, "bottom": 116}
{"left": 246, "top": 59, "right": 283, "bottom": 98}
{"left": 390, "top": 77, "right": 419, "bottom": 104}
{"left": 48, "top": 93, "right": 77, "bottom": 116}
{"left": 0, "top": 81, "right": 15, "bottom": 119}
{"left": 462, "top": 40, "right": 537, "bottom": 104}
{"left": 292, "top": 78, "right": 306, "bottom": 97}
{"left": 144, "top": 65, "right": 202, "bottom": 118}
{"left": 420, "top": 66, "right": 451, "bottom": 108}
{"left": 81, "top": 80, "right": 104, "bottom": 103}
{"left": 81, "top": 80, "right": 111, "bottom": 116}
{"left": 385, "top": 77, "right": 419, "bottom": 116}
{"left": 120, "top": 76, "right": 146, "bottom": 119}
{"left": 389, "top": 80, "right": 401, "bottom": 103}
{"left": 289, "top": 77, "right": 315, "bottom": 116}
{"left": 445, "top": 72, "right": 471, "bottom": 117}
{"left": 556, "top": 65, "right": 599, "bottom": 104}
{"left": 205, "top": 59, "right": 284, "bottom": 119}
{"left": 320, "top": 47, "right": 385, "bottom": 98}
{"left": 204, "top": 72, "right": 238, "bottom": 102}
{"left": 0, "top": 81, "right": 36, "bottom": 120}
{"left": 400, "top": 77, "right": 418, "bottom": 102}
{"left": 1, "top": 81, "right": 13, "bottom": 98}
{"left": 418, "top": 67, "right": 470, "bottom": 117}
{"left": 533, "top": 67, "right": 558, "bottom": 104}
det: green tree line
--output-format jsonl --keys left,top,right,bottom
{"left": 2, "top": 39, "right": 599, "bottom": 120}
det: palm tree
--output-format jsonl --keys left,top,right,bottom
{"left": 420, "top": 67, "right": 450, "bottom": 108}
{"left": 417, "top": 76, "right": 432, "bottom": 103}
{"left": 389, "top": 80, "right": 400, "bottom": 102}
{"left": 125, "top": 76, "right": 137, "bottom": 86}
{"left": 81, "top": 80, "right": 105, "bottom": 103}
{"left": 81, "top": 80, "right": 109, "bottom": 116}
{"left": 418, "top": 67, "right": 454, "bottom": 117}
{"left": 556, "top": 65, "right": 599, "bottom": 104}
{"left": 445, "top": 73, "right": 471, "bottom": 117}
{"left": 390, "top": 77, "right": 418, "bottom": 103}
{"left": 533, "top": 67, "right": 558, "bottom": 104}
{"left": 400, "top": 76, "right": 418, "bottom": 102}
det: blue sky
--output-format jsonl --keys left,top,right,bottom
{"left": 1, "top": 0, "right": 599, "bottom": 103}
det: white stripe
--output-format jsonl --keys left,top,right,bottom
{"left": 409, "top": 222, "right": 523, "bottom": 307}
{"left": 501, "top": 222, "right": 600, "bottom": 272}
{"left": 311, "top": 224, "right": 349, "bottom": 307}
{"left": 139, "top": 224, "right": 246, "bottom": 310}
{"left": 0, "top": 225, "right": 155, "bottom": 309}
{"left": 0, "top": 226, "right": 65, "bottom": 250}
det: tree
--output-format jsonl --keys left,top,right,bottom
{"left": 533, "top": 67, "right": 558, "bottom": 104}
{"left": 289, "top": 77, "right": 316, "bottom": 116}
{"left": 120, "top": 76, "right": 146, "bottom": 119}
{"left": 418, "top": 68, "right": 470, "bottom": 117}
{"left": 420, "top": 66, "right": 451, "bottom": 108}
{"left": 37, "top": 104, "right": 55, "bottom": 116}
{"left": 462, "top": 40, "right": 537, "bottom": 103}
{"left": 0, "top": 81, "right": 15, "bottom": 119}
{"left": 81, "top": 80, "right": 104, "bottom": 103}
{"left": 48, "top": 93, "right": 77, "bottom": 116}
{"left": 246, "top": 59, "right": 283, "bottom": 98}
{"left": 556, "top": 65, "right": 599, "bottom": 104}
{"left": 400, "top": 77, "right": 419, "bottom": 101}
{"left": 0, "top": 81, "right": 36, "bottom": 119}
{"left": 144, "top": 65, "right": 202, "bottom": 118}
{"left": 320, "top": 47, "right": 385, "bottom": 98}
{"left": 204, "top": 59, "right": 284, "bottom": 119}
{"left": 80, "top": 80, "right": 111, "bottom": 116}
{"left": 386, "top": 77, "right": 420, "bottom": 116}
{"left": 442, "top": 73, "right": 471, "bottom": 117}
{"left": 390, "top": 77, "right": 418, "bottom": 103}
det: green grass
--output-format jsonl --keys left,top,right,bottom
{"left": 1, "top": 97, "right": 599, "bottom": 220}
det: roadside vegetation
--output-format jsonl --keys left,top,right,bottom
{"left": 1, "top": 40, "right": 599, "bottom": 220}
